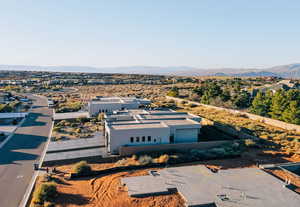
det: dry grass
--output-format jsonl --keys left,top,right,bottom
{"left": 178, "top": 105, "right": 300, "bottom": 154}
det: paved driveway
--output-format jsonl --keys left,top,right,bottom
{"left": 0, "top": 95, "right": 53, "bottom": 207}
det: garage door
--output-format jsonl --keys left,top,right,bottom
{"left": 175, "top": 128, "right": 198, "bottom": 143}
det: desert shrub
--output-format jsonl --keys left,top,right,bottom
{"left": 52, "top": 127, "right": 61, "bottom": 132}
{"left": 44, "top": 201, "right": 55, "bottom": 207}
{"left": 75, "top": 128, "right": 81, "bottom": 133}
{"left": 131, "top": 154, "right": 138, "bottom": 161}
{"left": 156, "top": 154, "right": 169, "bottom": 163}
{"left": 115, "top": 158, "right": 128, "bottom": 166}
{"left": 32, "top": 183, "right": 57, "bottom": 205}
{"left": 244, "top": 139, "right": 258, "bottom": 148}
{"left": 138, "top": 155, "right": 153, "bottom": 165}
{"left": 72, "top": 161, "right": 92, "bottom": 176}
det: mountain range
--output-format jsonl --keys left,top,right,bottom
{"left": 1, "top": 63, "right": 300, "bottom": 78}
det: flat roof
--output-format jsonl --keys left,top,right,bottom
{"left": 110, "top": 122, "right": 168, "bottom": 130}
{"left": 53, "top": 112, "right": 89, "bottom": 120}
{"left": 122, "top": 165, "right": 300, "bottom": 207}
{"left": 90, "top": 97, "right": 149, "bottom": 105}
{"left": 162, "top": 119, "right": 200, "bottom": 127}
{"left": 0, "top": 112, "right": 27, "bottom": 119}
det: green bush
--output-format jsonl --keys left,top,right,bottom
{"left": 32, "top": 183, "right": 57, "bottom": 204}
{"left": 72, "top": 161, "right": 92, "bottom": 176}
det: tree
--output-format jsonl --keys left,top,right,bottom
{"left": 269, "top": 89, "right": 288, "bottom": 120}
{"left": 282, "top": 101, "right": 300, "bottom": 124}
{"left": 220, "top": 89, "right": 231, "bottom": 102}
{"left": 232, "top": 91, "right": 251, "bottom": 108}
{"left": 250, "top": 91, "right": 269, "bottom": 116}
{"left": 192, "top": 86, "right": 205, "bottom": 96}
{"left": 200, "top": 91, "right": 210, "bottom": 104}
{"left": 206, "top": 83, "right": 222, "bottom": 98}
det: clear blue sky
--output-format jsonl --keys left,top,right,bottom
{"left": 1, "top": 0, "right": 300, "bottom": 68}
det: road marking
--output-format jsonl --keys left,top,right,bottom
{"left": 17, "top": 175, "right": 24, "bottom": 179}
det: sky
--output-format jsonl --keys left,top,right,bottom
{"left": 0, "top": 0, "right": 300, "bottom": 69}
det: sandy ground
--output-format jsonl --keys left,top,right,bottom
{"left": 53, "top": 169, "right": 185, "bottom": 207}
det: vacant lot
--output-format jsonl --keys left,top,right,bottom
{"left": 32, "top": 162, "right": 185, "bottom": 207}
{"left": 178, "top": 104, "right": 300, "bottom": 155}
{"left": 52, "top": 118, "right": 102, "bottom": 141}
{"left": 31, "top": 151, "right": 300, "bottom": 207}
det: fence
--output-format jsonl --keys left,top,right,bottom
{"left": 119, "top": 140, "right": 231, "bottom": 156}
{"left": 166, "top": 96, "right": 300, "bottom": 133}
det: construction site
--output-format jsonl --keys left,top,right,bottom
{"left": 122, "top": 165, "right": 300, "bottom": 207}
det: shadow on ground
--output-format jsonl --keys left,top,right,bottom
{"left": 55, "top": 193, "right": 90, "bottom": 206}
{"left": 0, "top": 134, "right": 47, "bottom": 165}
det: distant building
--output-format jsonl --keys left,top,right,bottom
{"left": 104, "top": 109, "right": 201, "bottom": 154}
{"left": 88, "top": 96, "right": 151, "bottom": 117}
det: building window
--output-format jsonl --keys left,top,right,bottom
{"left": 136, "top": 137, "right": 140, "bottom": 142}
{"left": 148, "top": 136, "right": 151, "bottom": 141}
{"left": 154, "top": 138, "right": 157, "bottom": 142}
{"left": 142, "top": 136, "right": 145, "bottom": 142}
{"left": 130, "top": 137, "right": 134, "bottom": 143}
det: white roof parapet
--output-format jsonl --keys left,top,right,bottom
{"left": 53, "top": 112, "right": 89, "bottom": 120}
{"left": 0, "top": 112, "right": 28, "bottom": 119}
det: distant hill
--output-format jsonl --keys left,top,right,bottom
{"left": 1, "top": 63, "right": 300, "bottom": 78}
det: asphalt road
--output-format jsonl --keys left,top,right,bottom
{"left": 0, "top": 95, "right": 53, "bottom": 207}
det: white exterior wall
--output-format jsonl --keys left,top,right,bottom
{"left": 89, "top": 102, "right": 122, "bottom": 116}
{"left": 89, "top": 102, "right": 141, "bottom": 116}
{"left": 107, "top": 126, "right": 170, "bottom": 154}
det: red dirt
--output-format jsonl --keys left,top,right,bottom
{"left": 36, "top": 150, "right": 300, "bottom": 207}
{"left": 54, "top": 169, "right": 185, "bottom": 207}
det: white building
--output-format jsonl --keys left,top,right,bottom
{"left": 88, "top": 96, "right": 151, "bottom": 117}
{"left": 104, "top": 109, "right": 201, "bottom": 154}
